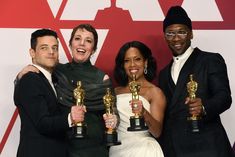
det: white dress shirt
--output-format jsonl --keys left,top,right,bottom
{"left": 32, "top": 64, "right": 57, "bottom": 95}
{"left": 171, "top": 46, "right": 194, "bottom": 84}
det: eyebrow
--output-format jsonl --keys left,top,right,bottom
{"left": 166, "top": 28, "right": 188, "bottom": 31}
{"left": 74, "top": 34, "right": 94, "bottom": 40}
{"left": 38, "top": 44, "right": 49, "bottom": 47}
{"left": 38, "top": 44, "right": 58, "bottom": 47}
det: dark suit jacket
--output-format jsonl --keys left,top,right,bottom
{"left": 159, "top": 48, "right": 235, "bottom": 157}
{"left": 14, "top": 71, "right": 70, "bottom": 157}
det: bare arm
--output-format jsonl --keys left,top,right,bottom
{"left": 143, "top": 86, "right": 166, "bottom": 138}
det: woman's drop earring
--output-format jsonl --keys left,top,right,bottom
{"left": 144, "top": 65, "right": 148, "bottom": 74}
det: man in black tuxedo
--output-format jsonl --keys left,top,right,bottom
{"left": 14, "top": 29, "right": 84, "bottom": 157}
{"left": 158, "top": 6, "right": 235, "bottom": 157}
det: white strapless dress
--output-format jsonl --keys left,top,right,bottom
{"left": 109, "top": 93, "right": 164, "bottom": 157}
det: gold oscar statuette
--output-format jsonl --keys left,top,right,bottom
{"left": 127, "top": 75, "right": 148, "bottom": 131}
{"left": 187, "top": 74, "right": 201, "bottom": 132}
{"left": 103, "top": 88, "right": 121, "bottom": 146}
{"left": 72, "top": 81, "right": 87, "bottom": 138}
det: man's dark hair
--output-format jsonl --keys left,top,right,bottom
{"left": 30, "top": 29, "right": 58, "bottom": 50}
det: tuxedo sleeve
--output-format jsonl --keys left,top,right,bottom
{"left": 202, "top": 53, "right": 232, "bottom": 120}
{"left": 15, "top": 72, "right": 69, "bottom": 136}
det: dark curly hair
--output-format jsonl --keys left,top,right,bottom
{"left": 114, "top": 41, "right": 157, "bottom": 86}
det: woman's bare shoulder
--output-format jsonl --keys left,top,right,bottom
{"left": 142, "top": 82, "right": 165, "bottom": 101}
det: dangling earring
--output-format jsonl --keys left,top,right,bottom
{"left": 144, "top": 65, "right": 148, "bottom": 74}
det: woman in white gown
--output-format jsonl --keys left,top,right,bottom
{"left": 109, "top": 41, "right": 166, "bottom": 157}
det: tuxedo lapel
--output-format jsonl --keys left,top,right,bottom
{"left": 159, "top": 61, "right": 177, "bottom": 112}
{"left": 39, "top": 72, "right": 57, "bottom": 99}
{"left": 170, "top": 50, "right": 199, "bottom": 108}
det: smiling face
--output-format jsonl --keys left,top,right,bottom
{"left": 70, "top": 28, "right": 95, "bottom": 63}
{"left": 164, "top": 24, "right": 193, "bottom": 56}
{"left": 124, "top": 47, "right": 147, "bottom": 82}
{"left": 30, "top": 36, "right": 59, "bottom": 73}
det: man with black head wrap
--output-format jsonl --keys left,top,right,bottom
{"left": 158, "top": 6, "right": 235, "bottom": 157}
